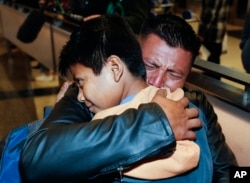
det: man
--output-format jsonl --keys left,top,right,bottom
{"left": 138, "top": 14, "right": 237, "bottom": 182}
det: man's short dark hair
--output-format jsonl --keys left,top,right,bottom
{"left": 140, "top": 14, "right": 201, "bottom": 64}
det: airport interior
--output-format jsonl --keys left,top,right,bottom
{"left": 0, "top": 0, "right": 249, "bottom": 167}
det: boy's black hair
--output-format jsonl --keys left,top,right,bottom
{"left": 140, "top": 13, "right": 201, "bottom": 64}
{"left": 59, "top": 14, "right": 146, "bottom": 80}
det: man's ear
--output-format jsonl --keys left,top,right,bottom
{"left": 107, "top": 55, "right": 123, "bottom": 82}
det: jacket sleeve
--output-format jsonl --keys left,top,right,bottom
{"left": 19, "top": 85, "right": 176, "bottom": 183}
{"left": 185, "top": 88, "right": 238, "bottom": 183}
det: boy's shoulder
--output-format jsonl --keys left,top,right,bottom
{"left": 93, "top": 86, "right": 158, "bottom": 120}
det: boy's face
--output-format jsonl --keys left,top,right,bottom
{"left": 138, "top": 34, "right": 193, "bottom": 91}
{"left": 70, "top": 63, "right": 122, "bottom": 113}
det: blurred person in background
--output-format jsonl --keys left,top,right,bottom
{"left": 240, "top": 10, "right": 250, "bottom": 73}
{"left": 198, "top": 0, "right": 230, "bottom": 79}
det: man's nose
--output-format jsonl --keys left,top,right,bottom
{"left": 147, "top": 72, "right": 166, "bottom": 88}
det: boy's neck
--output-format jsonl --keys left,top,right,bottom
{"left": 122, "top": 78, "right": 147, "bottom": 100}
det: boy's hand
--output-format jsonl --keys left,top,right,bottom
{"left": 152, "top": 89, "right": 202, "bottom": 141}
{"left": 56, "top": 81, "right": 72, "bottom": 102}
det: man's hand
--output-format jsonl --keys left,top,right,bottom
{"left": 152, "top": 89, "right": 202, "bottom": 141}
{"left": 56, "top": 81, "right": 71, "bottom": 102}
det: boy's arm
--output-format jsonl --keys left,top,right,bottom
{"left": 124, "top": 140, "right": 200, "bottom": 179}
{"left": 20, "top": 104, "right": 175, "bottom": 183}
{"left": 20, "top": 85, "right": 201, "bottom": 182}
{"left": 20, "top": 85, "right": 176, "bottom": 183}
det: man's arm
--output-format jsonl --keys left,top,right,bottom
{"left": 20, "top": 84, "right": 201, "bottom": 183}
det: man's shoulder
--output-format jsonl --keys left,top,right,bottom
{"left": 183, "top": 86, "right": 216, "bottom": 117}
{"left": 184, "top": 86, "right": 206, "bottom": 106}
{"left": 184, "top": 86, "right": 203, "bottom": 97}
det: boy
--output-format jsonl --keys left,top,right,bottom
{"left": 58, "top": 15, "right": 211, "bottom": 182}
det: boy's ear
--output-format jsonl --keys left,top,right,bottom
{"left": 107, "top": 55, "right": 123, "bottom": 82}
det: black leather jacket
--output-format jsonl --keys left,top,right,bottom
{"left": 20, "top": 85, "right": 176, "bottom": 183}
{"left": 20, "top": 85, "right": 238, "bottom": 183}
{"left": 184, "top": 86, "right": 238, "bottom": 183}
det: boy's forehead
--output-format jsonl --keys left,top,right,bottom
{"left": 69, "top": 64, "right": 86, "bottom": 77}
{"left": 70, "top": 63, "right": 97, "bottom": 77}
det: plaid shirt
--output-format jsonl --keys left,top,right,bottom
{"left": 198, "top": 0, "right": 229, "bottom": 43}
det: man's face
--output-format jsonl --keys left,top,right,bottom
{"left": 70, "top": 63, "right": 121, "bottom": 113}
{"left": 138, "top": 34, "right": 193, "bottom": 91}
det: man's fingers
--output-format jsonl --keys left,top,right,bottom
{"left": 186, "top": 107, "right": 199, "bottom": 119}
{"left": 178, "top": 97, "right": 189, "bottom": 108}
{"left": 178, "top": 118, "right": 201, "bottom": 141}
{"left": 184, "top": 130, "right": 197, "bottom": 141}
{"left": 188, "top": 117, "right": 202, "bottom": 130}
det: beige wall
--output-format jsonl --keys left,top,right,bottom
{"left": 207, "top": 95, "right": 250, "bottom": 166}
